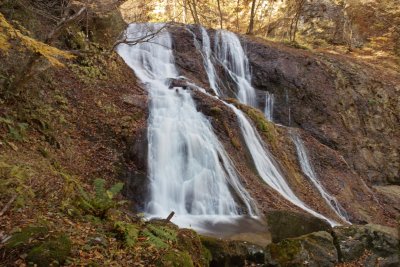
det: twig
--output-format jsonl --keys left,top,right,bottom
{"left": 0, "top": 195, "right": 17, "bottom": 217}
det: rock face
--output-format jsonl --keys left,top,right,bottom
{"left": 245, "top": 36, "right": 399, "bottom": 186}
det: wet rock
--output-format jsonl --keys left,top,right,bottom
{"left": 200, "top": 235, "right": 265, "bottom": 267}
{"left": 266, "top": 210, "right": 331, "bottom": 242}
{"left": 332, "top": 224, "right": 399, "bottom": 266}
{"left": 265, "top": 231, "right": 338, "bottom": 267}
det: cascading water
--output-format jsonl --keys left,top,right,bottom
{"left": 186, "top": 26, "right": 221, "bottom": 96}
{"left": 117, "top": 23, "right": 257, "bottom": 230}
{"left": 231, "top": 107, "right": 339, "bottom": 226}
{"left": 292, "top": 133, "right": 350, "bottom": 223}
{"left": 214, "top": 30, "right": 257, "bottom": 107}
{"left": 264, "top": 92, "right": 274, "bottom": 121}
{"left": 196, "top": 27, "right": 339, "bottom": 226}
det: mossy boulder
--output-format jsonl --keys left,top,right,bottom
{"left": 176, "top": 229, "right": 211, "bottom": 266}
{"left": 26, "top": 234, "right": 72, "bottom": 266}
{"left": 265, "top": 231, "right": 338, "bottom": 267}
{"left": 333, "top": 224, "right": 399, "bottom": 266}
{"left": 159, "top": 251, "right": 194, "bottom": 267}
{"left": 266, "top": 210, "right": 331, "bottom": 242}
{"left": 200, "top": 235, "right": 265, "bottom": 267}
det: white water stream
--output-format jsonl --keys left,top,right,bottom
{"left": 214, "top": 30, "right": 257, "bottom": 107}
{"left": 117, "top": 23, "right": 257, "bottom": 230}
{"left": 292, "top": 133, "right": 350, "bottom": 223}
{"left": 264, "top": 92, "right": 274, "bottom": 121}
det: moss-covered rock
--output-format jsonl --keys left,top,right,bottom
{"left": 177, "top": 229, "right": 211, "bottom": 266}
{"left": 26, "top": 234, "right": 72, "bottom": 266}
{"left": 266, "top": 231, "right": 338, "bottom": 267}
{"left": 159, "top": 251, "right": 195, "bottom": 267}
{"left": 266, "top": 210, "right": 331, "bottom": 242}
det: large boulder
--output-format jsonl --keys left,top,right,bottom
{"left": 266, "top": 210, "right": 331, "bottom": 242}
{"left": 333, "top": 224, "right": 399, "bottom": 266}
{"left": 265, "top": 231, "right": 338, "bottom": 267}
{"left": 200, "top": 236, "right": 265, "bottom": 267}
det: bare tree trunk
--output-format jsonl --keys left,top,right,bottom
{"left": 265, "top": 1, "right": 274, "bottom": 37}
{"left": 217, "top": 0, "right": 223, "bottom": 29}
{"left": 247, "top": 0, "right": 257, "bottom": 35}
{"left": 236, "top": 0, "right": 240, "bottom": 31}
{"left": 187, "top": 0, "right": 200, "bottom": 24}
{"left": 289, "top": 0, "right": 305, "bottom": 42}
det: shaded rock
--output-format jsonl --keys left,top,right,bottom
{"left": 266, "top": 210, "right": 331, "bottom": 242}
{"left": 265, "top": 231, "right": 338, "bottom": 267}
{"left": 333, "top": 224, "right": 399, "bottom": 266}
{"left": 200, "top": 235, "right": 265, "bottom": 267}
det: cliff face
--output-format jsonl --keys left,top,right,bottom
{"left": 246, "top": 36, "right": 400, "bottom": 186}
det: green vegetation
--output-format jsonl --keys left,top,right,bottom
{"left": 77, "top": 178, "right": 125, "bottom": 218}
{"left": 0, "top": 161, "right": 35, "bottom": 208}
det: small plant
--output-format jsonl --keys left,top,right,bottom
{"left": 77, "top": 178, "right": 125, "bottom": 218}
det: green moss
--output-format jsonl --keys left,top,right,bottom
{"left": 267, "top": 239, "right": 302, "bottom": 264}
{"left": 176, "top": 229, "right": 211, "bottom": 266}
{"left": 26, "top": 234, "right": 72, "bottom": 266}
{"left": 210, "top": 106, "right": 223, "bottom": 116}
{"left": 159, "top": 251, "right": 194, "bottom": 267}
{"left": 241, "top": 105, "right": 276, "bottom": 144}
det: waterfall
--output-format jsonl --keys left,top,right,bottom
{"left": 231, "top": 107, "right": 339, "bottom": 226}
{"left": 186, "top": 26, "right": 221, "bottom": 96}
{"left": 264, "top": 92, "right": 274, "bottom": 121}
{"left": 117, "top": 23, "right": 257, "bottom": 229}
{"left": 196, "top": 26, "right": 339, "bottom": 226}
{"left": 214, "top": 30, "right": 257, "bottom": 107}
{"left": 292, "top": 133, "right": 350, "bottom": 223}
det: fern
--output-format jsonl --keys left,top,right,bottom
{"left": 114, "top": 221, "right": 139, "bottom": 248}
{"left": 147, "top": 224, "right": 177, "bottom": 242}
{"left": 76, "top": 178, "right": 125, "bottom": 218}
{"left": 141, "top": 229, "right": 168, "bottom": 249}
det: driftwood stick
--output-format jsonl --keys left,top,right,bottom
{"left": 165, "top": 211, "right": 175, "bottom": 222}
